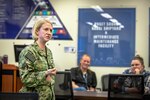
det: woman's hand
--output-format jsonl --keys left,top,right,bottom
{"left": 46, "top": 75, "right": 52, "bottom": 82}
{"left": 132, "top": 67, "right": 141, "bottom": 74}
{"left": 45, "top": 68, "right": 57, "bottom": 76}
{"left": 45, "top": 68, "right": 57, "bottom": 82}
{"left": 134, "top": 68, "right": 140, "bottom": 74}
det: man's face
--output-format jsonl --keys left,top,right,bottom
{"left": 80, "top": 55, "right": 91, "bottom": 70}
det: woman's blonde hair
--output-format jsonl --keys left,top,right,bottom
{"left": 32, "top": 19, "right": 52, "bottom": 41}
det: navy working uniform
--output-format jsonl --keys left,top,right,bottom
{"left": 18, "top": 42, "right": 55, "bottom": 100}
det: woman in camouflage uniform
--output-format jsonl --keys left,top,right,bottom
{"left": 18, "top": 19, "right": 57, "bottom": 100}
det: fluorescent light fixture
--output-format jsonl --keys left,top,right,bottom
{"left": 115, "top": 22, "right": 121, "bottom": 26}
{"left": 86, "top": 22, "right": 93, "bottom": 26}
{"left": 109, "top": 19, "right": 118, "bottom": 23}
{"left": 120, "top": 25, "right": 124, "bottom": 28}
{"left": 91, "top": 5, "right": 104, "bottom": 12}
{"left": 93, "top": 24, "right": 98, "bottom": 28}
{"left": 101, "top": 13, "right": 112, "bottom": 19}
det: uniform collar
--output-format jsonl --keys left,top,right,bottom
{"left": 33, "top": 42, "right": 47, "bottom": 57}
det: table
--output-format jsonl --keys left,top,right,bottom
{"left": 73, "top": 91, "right": 107, "bottom": 100}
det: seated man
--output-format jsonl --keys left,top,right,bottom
{"left": 70, "top": 54, "right": 97, "bottom": 91}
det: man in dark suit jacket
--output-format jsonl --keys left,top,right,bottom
{"left": 70, "top": 54, "right": 97, "bottom": 91}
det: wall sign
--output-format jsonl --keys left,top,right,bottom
{"left": 0, "top": 0, "right": 72, "bottom": 40}
{"left": 78, "top": 8, "right": 135, "bottom": 67}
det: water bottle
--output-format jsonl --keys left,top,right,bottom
{"left": 3, "top": 54, "right": 8, "bottom": 64}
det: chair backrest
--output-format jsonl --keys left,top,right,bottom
{"left": 54, "top": 71, "right": 73, "bottom": 100}
{"left": 108, "top": 74, "right": 144, "bottom": 100}
{"left": 13, "top": 44, "right": 27, "bottom": 62}
{"left": 101, "top": 74, "right": 109, "bottom": 91}
{"left": 0, "top": 61, "right": 2, "bottom": 92}
{"left": 143, "top": 93, "right": 150, "bottom": 100}
{"left": 0, "top": 92, "right": 39, "bottom": 100}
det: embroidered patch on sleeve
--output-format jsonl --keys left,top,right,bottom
{"left": 25, "top": 51, "right": 36, "bottom": 63}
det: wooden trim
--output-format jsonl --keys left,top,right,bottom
{"left": 3, "top": 64, "right": 18, "bottom": 70}
{"left": 2, "top": 64, "right": 18, "bottom": 92}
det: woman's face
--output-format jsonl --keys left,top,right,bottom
{"left": 37, "top": 22, "right": 53, "bottom": 43}
{"left": 131, "top": 59, "right": 144, "bottom": 74}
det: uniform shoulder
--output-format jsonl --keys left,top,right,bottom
{"left": 20, "top": 44, "right": 36, "bottom": 54}
{"left": 19, "top": 44, "right": 37, "bottom": 64}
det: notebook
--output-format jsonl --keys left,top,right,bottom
{"left": 108, "top": 74, "right": 144, "bottom": 100}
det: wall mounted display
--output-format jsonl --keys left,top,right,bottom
{"left": 78, "top": 8, "right": 135, "bottom": 67}
{"left": 0, "top": 0, "right": 72, "bottom": 40}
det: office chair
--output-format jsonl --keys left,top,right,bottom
{"left": 101, "top": 74, "right": 109, "bottom": 91}
{"left": 143, "top": 93, "right": 150, "bottom": 100}
{"left": 108, "top": 74, "right": 144, "bottom": 100}
{"left": 54, "top": 71, "right": 73, "bottom": 100}
{"left": 0, "top": 92, "right": 39, "bottom": 100}
{"left": 0, "top": 61, "right": 2, "bottom": 92}
{"left": 13, "top": 45, "right": 27, "bottom": 62}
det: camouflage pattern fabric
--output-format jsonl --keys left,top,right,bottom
{"left": 18, "top": 42, "right": 55, "bottom": 100}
